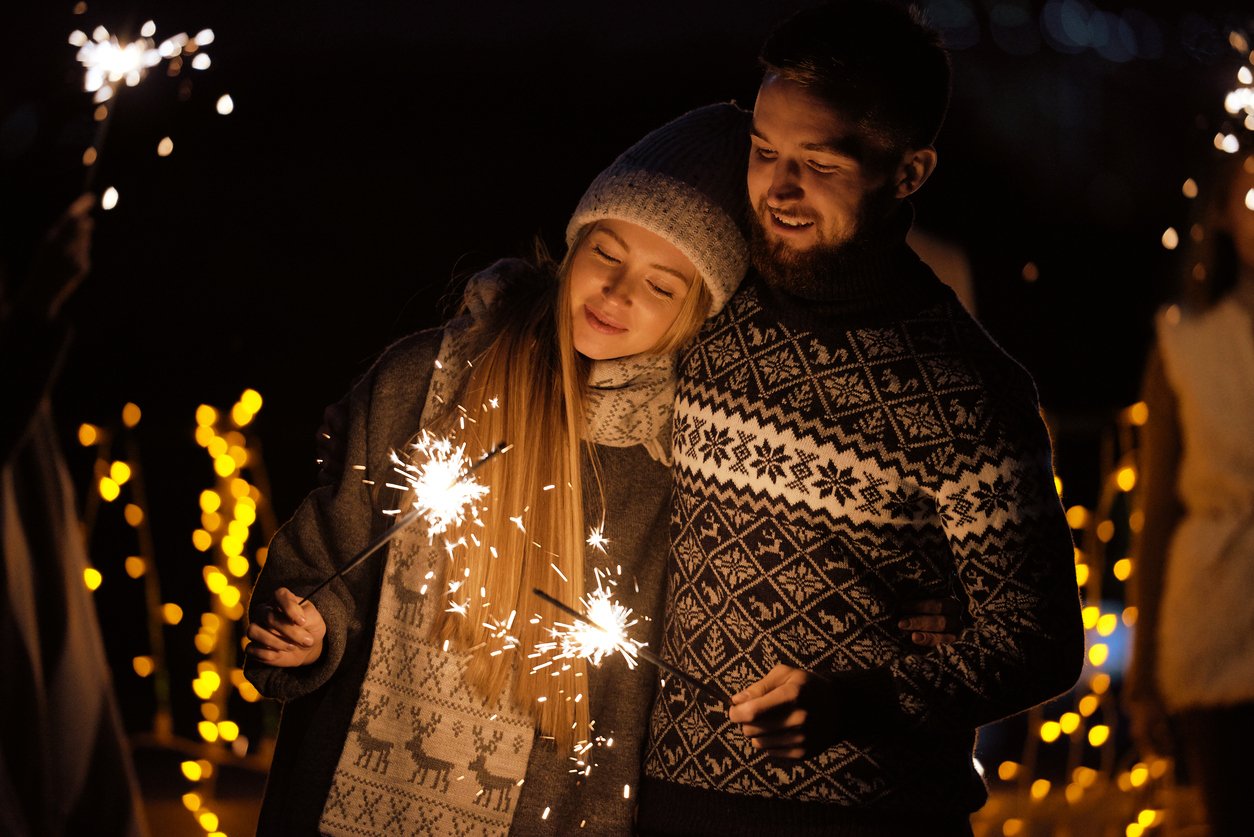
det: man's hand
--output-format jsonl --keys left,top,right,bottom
{"left": 245, "top": 587, "right": 327, "bottom": 667}
{"left": 898, "top": 597, "right": 962, "bottom": 649}
{"left": 728, "top": 664, "right": 838, "bottom": 759}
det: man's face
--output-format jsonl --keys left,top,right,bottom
{"left": 747, "top": 74, "right": 897, "bottom": 288}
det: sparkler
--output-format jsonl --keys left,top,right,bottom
{"left": 69, "top": 22, "right": 217, "bottom": 191}
{"left": 532, "top": 587, "right": 725, "bottom": 703}
{"left": 298, "top": 440, "right": 507, "bottom": 605}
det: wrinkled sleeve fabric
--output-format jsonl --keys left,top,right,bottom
{"left": 244, "top": 328, "right": 442, "bottom": 701}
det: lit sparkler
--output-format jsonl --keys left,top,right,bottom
{"left": 531, "top": 587, "right": 725, "bottom": 703}
{"left": 298, "top": 439, "right": 507, "bottom": 605}
{"left": 69, "top": 22, "right": 218, "bottom": 190}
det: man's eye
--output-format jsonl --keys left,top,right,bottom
{"left": 754, "top": 147, "right": 778, "bottom": 161}
{"left": 808, "top": 161, "right": 839, "bottom": 173}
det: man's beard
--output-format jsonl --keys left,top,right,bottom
{"left": 748, "top": 187, "right": 897, "bottom": 298}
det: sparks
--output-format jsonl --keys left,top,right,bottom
{"left": 532, "top": 574, "right": 643, "bottom": 670}
{"left": 586, "top": 524, "right": 609, "bottom": 553}
{"left": 387, "top": 431, "right": 493, "bottom": 539}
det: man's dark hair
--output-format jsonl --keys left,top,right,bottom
{"left": 759, "top": 1, "right": 951, "bottom": 158}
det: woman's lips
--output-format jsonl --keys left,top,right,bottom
{"left": 584, "top": 305, "right": 626, "bottom": 334}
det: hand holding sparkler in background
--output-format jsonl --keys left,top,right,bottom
{"left": 245, "top": 586, "right": 328, "bottom": 667}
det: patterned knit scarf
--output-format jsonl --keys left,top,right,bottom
{"left": 321, "top": 262, "right": 675, "bottom": 835}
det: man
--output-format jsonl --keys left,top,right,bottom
{"left": 636, "top": 3, "right": 1084, "bottom": 835}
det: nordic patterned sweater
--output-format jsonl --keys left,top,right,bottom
{"left": 638, "top": 219, "right": 1084, "bottom": 835}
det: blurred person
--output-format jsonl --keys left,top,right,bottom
{"left": 0, "top": 194, "right": 147, "bottom": 836}
{"left": 1127, "top": 150, "right": 1254, "bottom": 837}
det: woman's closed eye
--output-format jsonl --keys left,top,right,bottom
{"left": 647, "top": 280, "right": 675, "bottom": 299}
{"left": 591, "top": 244, "right": 621, "bottom": 264}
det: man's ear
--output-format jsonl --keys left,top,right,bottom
{"left": 893, "top": 147, "right": 937, "bottom": 198}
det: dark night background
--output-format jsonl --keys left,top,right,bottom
{"left": 2, "top": 0, "right": 1252, "bottom": 790}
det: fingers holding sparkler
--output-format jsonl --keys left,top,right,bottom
{"left": 245, "top": 587, "right": 327, "bottom": 667}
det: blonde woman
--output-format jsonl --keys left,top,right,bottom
{"left": 244, "top": 105, "right": 752, "bottom": 836}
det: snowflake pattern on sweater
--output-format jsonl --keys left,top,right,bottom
{"left": 642, "top": 274, "right": 1081, "bottom": 810}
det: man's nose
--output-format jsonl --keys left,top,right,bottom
{"left": 768, "top": 159, "right": 803, "bottom": 202}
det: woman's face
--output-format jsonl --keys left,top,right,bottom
{"left": 569, "top": 220, "right": 698, "bottom": 360}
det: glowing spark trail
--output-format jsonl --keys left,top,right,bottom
{"left": 531, "top": 587, "right": 725, "bottom": 703}
{"left": 297, "top": 440, "right": 507, "bottom": 605}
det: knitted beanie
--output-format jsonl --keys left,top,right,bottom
{"left": 566, "top": 103, "right": 751, "bottom": 317}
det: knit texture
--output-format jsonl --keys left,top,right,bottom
{"left": 567, "top": 103, "right": 750, "bottom": 317}
{"left": 247, "top": 259, "right": 674, "bottom": 836}
{"left": 640, "top": 251, "right": 1082, "bottom": 825}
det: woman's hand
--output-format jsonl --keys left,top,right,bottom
{"left": 245, "top": 587, "right": 327, "bottom": 667}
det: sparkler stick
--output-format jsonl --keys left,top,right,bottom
{"left": 298, "top": 441, "right": 508, "bottom": 606}
{"left": 532, "top": 588, "right": 725, "bottom": 703}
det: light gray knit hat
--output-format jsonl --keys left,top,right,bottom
{"left": 566, "top": 103, "right": 751, "bottom": 318}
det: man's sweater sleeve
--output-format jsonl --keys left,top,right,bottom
{"left": 832, "top": 375, "right": 1085, "bottom": 736}
{"left": 244, "top": 329, "right": 442, "bottom": 701}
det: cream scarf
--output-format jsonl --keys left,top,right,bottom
{"left": 320, "top": 262, "right": 675, "bottom": 835}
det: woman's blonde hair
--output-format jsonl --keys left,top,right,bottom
{"left": 426, "top": 224, "right": 709, "bottom": 752}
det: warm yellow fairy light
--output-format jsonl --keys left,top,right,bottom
{"left": 77, "top": 423, "right": 98, "bottom": 446}
{"left": 1123, "top": 606, "right": 1138, "bottom": 626}
{"left": 230, "top": 403, "right": 253, "bottom": 427}
{"left": 83, "top": 567, "right": 103, "bottom": 590}
{"left": 240, "top": 388, "right": 262, "bottom": 412}
{"left": 181, "top": 760, "right": 203, "bottom": 781}
{"left": 1003, "top": 820, "right": 1024, "bottom": 837}
{"left": 202, "top": 512, "right": 221, "bottom": 532}
{"left": 227, "top": 554, "right": 250, "bottom": 577}
{"left": 219, "top": 585, "right": 241, "bottom": 608}
{"left": 125, "top": 556, "right": 146, "bottom": 578}
{"left": 1073, "top": 766, "right": 1098, "bottom": 788}
{"left": 1091, "top": 672, "right": 1111, "bottom": 694}
{"left": 238, "top": 680, "right": 261, "bottom": 702}
{"left": 1096, "top": 520, "right": 1115, "bottom": 542}
{"left": 1161, "top": 227, "right": 1179, "bottom": 250}
{"left": 196, "top": 405, "right": 217, "bottom": 426}
{"left": 122, "top": 402, "right": 142, "bottom": 427}
{"left": 1065, "top": 505, "right": 1089, "bottom": 529}
{"left": 162, "top": 603, "right": 184, "bottom": 625}
{"left": 1088, "top": 725, "right": 1110, "bottom": 747}
{"left": 218, "top": 720, "right": 240, "bottom": 741}
{"left": 133, "top": 655, "right": 154, "bottom": 677}
{"left": 1089, "top": 644, "right": 1109, "bottom": 666}
{"left": 192, "top": 529, "right": 213, "bottom": 551}
{"left": 1059, "top": 712, "right": 1080, "bottom": 734}
{"left": 1030, "top": 779, "right": 1051, "bottom": 800}
{"left": 1115, "top": 466, "right": 1136, "bottom": 492}
{"left": 214, "top": 454, "right": 237, "bottom": 477}
{"left": 1113, "top": 558, "right": 1132, "bottom": 581}
{"left": 1074, "top": 564, "right": 1089, "bottom": 586}
{"left": 201, "top": 702, "right": 219, "bottom": 721}
{"left": 199, "top": 490, "right": 221, "bottom": 514}
{"left": 182, "top": 792, "right": 201, "bottom": 811}
{"left": 1126, "top": 823, "right": 1144, "bottom": 837}
{"left": 1096, "top": 613, "right": 1118, "bottom": 636}
{"left": 997, "top": 761, "right": 1019, "bottom": 781}
{"left": 1129, "top": 763, "right": 1149, "bottom": 787}
{"left": 1181, "top": 178, "right": 1198, "bottom": 198}
{"left": 1053, "top": 475, "right": 1063, "bottom": 496}
{"left": 197, "top": 811, "right": 219, "bottom": 832}
{"left": 99, "top": 477, "right": 120, "bottom": 502}
{"left": 197, "top": 722, "right": 220, "bottom": 744}
{"left": 1137, "top": 809, "right": 1160, "bottom": 827}
{"left": 204, "top": 566, "right": 228, "bottom": 594}
{"left": 124, "top": 503, "right": 144, "bottom": 526}
{"left": 234, "top": 503, "right": 256, "bottom": 526}
{"left": 1040, "top": 721, "right": 1061, "bottom": 743}
{"left": 101, "top": 186, "right": 119, "bottom": 210}
{"left": 1082, "top": 606, "right": 1100, "bottom": 630}
{"left": 1079, "top": 694, "right": 1099, "bottom": 716}
{"left": 1065, "top": 783, "right": 1083, "bottom": 804}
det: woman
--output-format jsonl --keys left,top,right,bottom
{"left": 1127, "top": 151, "right": 1254, "bottom": 837}
{"left": 244, "top": 104, "right": 752, "bottom": 836}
